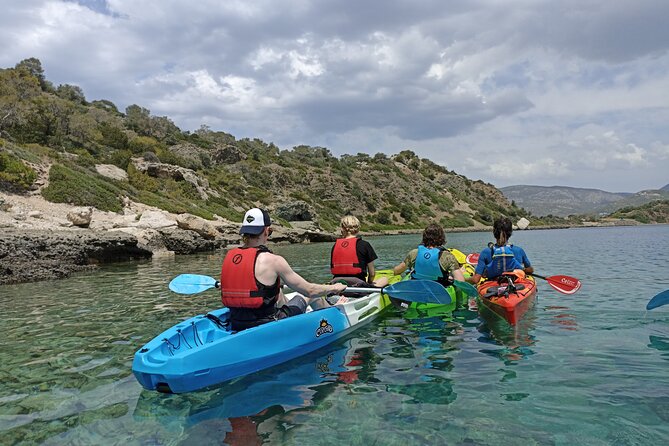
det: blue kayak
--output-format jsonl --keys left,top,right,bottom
{"left": 132, "top": 291, "right": 389, "bottom": 393}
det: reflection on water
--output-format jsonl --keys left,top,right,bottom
{"left": 1, "top": 226, "right": 669, "bottom": 444}
{"left": 476, "top": 306, "right": 537, "bottom": 364}
{"left": 648, "top": 334, "right": 669, "bottom": 361}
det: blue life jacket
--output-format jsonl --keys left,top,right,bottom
{"left": 485, "top": 244, "right": 523, "bottom": 278}
{"left": 411, "top": 245, "right": 445, "bottom": 281}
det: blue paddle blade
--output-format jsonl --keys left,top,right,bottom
{"left": 384, "top": 280, "right": 452, "bottom": 305}
{"left": 647, "top": 290, "right": 669, "bottom": 310}
{"left": 169, "top": 274, "right": 218, "bottom": 295}
{"left": 453, "top": 280, "right": 478, "bottom": 297}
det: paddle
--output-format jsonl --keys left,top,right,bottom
{"left": 647, "top": 290, "right": 669, "bottom": 310}
{"left": 464, "top": 252, "right": 581, "bottom": 295}
{"left": 169, "top": 274, "right": 219, "bottom": 294}
{"left": 532, "top": 274, "right": 581, "bottom": 295}
{"left": 169, "top": 274, "right": 455, "bottom": 305}
{"left": 347, "top": 279, "right": 453, "bottom": 305}
{"left": 453, "top": 280, "right": 478, "bottom": 297}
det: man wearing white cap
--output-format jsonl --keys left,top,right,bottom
{"left": 220, "top": 208, "right": 347, "bottom": 331}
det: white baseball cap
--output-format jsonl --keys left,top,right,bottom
{"left": 239, "top": 208, "right": 272, "bottom": 235}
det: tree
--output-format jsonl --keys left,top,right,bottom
{"left": 56, "top": 84, "right": 86, "bottom": 104}
{"left": 0, "top": 67, "right": 41, "bottom": 138}
{"left": 91, "top": 99, "right": 121, "bottom": 115}
{"left": 15, "top": 58, "right": 53, "bottom": 91}
{"left": 125, "top": 104, "right": 151, "bottom": 135}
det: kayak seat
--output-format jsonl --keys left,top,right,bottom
{"left": 483, "top": 284, "right": 526, "bottom": 299}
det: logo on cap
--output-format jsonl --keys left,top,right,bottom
{"left": 246, "top": 215, "right": 255, "bottom": 223}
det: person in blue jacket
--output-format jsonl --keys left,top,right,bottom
{"left": 468, "top": 216, "right": 533, "bottom": 284}
{"left": 392, "top": 223, "right": 465, "bottom": 286}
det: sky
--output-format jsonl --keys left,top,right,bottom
{"left": 1, "top": 0, "right": 668, "bottom": 193}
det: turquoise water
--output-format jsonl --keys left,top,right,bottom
{"left": 1, "top": 225, "right": 668, "bottom": 445}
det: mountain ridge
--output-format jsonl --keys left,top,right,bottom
{"left": 501, "top": 184, "right": 669, "bottom": 217}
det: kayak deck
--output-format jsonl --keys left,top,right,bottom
{"left": 132, "top": 291, "right": 389, "bottom": 393}
{"left": 477, "top": 276, "right": 537, "bottom": 325}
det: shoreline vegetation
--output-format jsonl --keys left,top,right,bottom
{"left": 1, "top": 58, "right": 665, "bottom": 285}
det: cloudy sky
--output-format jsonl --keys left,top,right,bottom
{"left": 1, "top": 0, "right": 668, "bottom": 192}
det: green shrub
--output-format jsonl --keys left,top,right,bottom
{"left": 127, "top": 164, "right": 159, "bottom": 192}
{"left": 0, "top": 151, "right": 37, "bottom": 191}
{"left": 42, "top": 164, "right": 123, "bottom": 211}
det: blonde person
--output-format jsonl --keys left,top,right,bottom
{"left": 220, "top": 208, "right": 346, "bottom": 332}
{"left": 330, "top": 215, "right": 389, "bottom": 289}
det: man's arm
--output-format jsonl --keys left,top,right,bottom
{"left": 272, "top": 255, "right": 345, "bottom": 297}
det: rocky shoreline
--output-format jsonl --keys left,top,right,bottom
{"left": 0, "top": 191, "right": 336, "bottom": 285}
{"left": 0, "top": 190, "right": 643, "bottom": 286}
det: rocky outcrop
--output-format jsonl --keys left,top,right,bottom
{"left": 159, "top": 227, "right": 228, "bottom": 254}
{"left": 176, "top": 213, "right": 219, "bottom": 239}
{"left": 0, "top": 229, "right": 152, "bottom": 284}
{"left": 0, "top": 191, "right": 340, "bottom": 285}
{"left": 275, "top": 201, "right": 314, "bottom": 221}
{"left": 95, "top": 164, "right": 128, "bottom": 181}
{"left": 131, "top": 158, "right": 220, "bottom": 200}
{"left": 212, "top": 144, "right": 246, "bottom": 164}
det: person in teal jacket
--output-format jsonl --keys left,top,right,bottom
{"left": 392, "top": 223, "right": 465, "bottom": 286}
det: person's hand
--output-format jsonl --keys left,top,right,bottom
{"left": 330, "top": 282, "right": 347, "bottom": 295}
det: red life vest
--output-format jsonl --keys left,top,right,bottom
{"left": 220, "top": 246, "right": 280, "bottom": 309}
{"left": 330, "top": 237, "right": 363, "bottom": 275}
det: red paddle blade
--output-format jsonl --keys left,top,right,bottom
{"left": 466, "top": 253, "right": 479, "bottom": 265}
{"left": 545, "top": 275, "right": 581, "bottom": 294}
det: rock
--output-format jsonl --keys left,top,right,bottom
{"left": 95, "top": 164, "right": 128, "bottom": 181}
{"left": 131, "top": 158, "right": 217, "bottom": 200}
{"left": 159, "top": 227, "right": 227, "bottom": 254}
{"left": 135, "top": 210, "right": 177, "bottom": 229}
{"left": 212, "top": 145, "right": 246, "bottom": 164}
{"left": 167, "top": 142, "right": 205, "bottom": 169}
{"left": 289, "top": 220, "right": 321, "bottom": 231}
{"left": 0, "top": 229, "right": 152, "bottom": 285}
{"left": 28, "top": 211, "right": 42, "bottom": 219}
{"left": 516, "top": 217, "right": 530, "bottom": 230}
{"left": 113, "top": 227, "right": 172, "bottom": 254}
{"left": 176, "top": 213, "right": 219, "bottom": 239}
{"left": 275, "top": 201, "right": 314, "bottom": 221}
{"left": 67, "top": 207, "right": 93, "bottom": 227}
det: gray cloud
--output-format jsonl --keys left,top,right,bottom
{"left": 1, "top": 0, "right": 667, "bottom": 191}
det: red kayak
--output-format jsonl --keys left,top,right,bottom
{"left": 476, "top": 273, "right": 537, "bottom": 325}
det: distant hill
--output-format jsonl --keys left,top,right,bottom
{"left": 501, "top": 185, "right": 669, "bottom": 217}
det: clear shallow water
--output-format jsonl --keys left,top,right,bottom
{"left": 1, "top": 225, "right": 668, "bottom": 445}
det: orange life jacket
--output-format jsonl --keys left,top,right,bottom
{"left": 220, "top": 246, "right": 280, "bottom": 309}
{"left": 330, "top": 237, "right": 363, "bottom": 276}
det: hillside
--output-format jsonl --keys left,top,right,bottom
{"left": 608, "top": 200, "right": 669, "bottom": 224}
{"left": 0, "top": 58, "right": 525, "bottom": 233}
{"left": 501, "top": 184, "right": 669, "bottom": 217}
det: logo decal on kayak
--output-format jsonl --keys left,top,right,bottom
{"left": 315, "top": 319, "right": 334, "bottom": 337}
